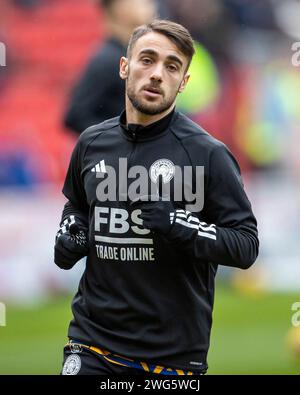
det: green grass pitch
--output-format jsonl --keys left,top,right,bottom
{"left": 0, "top": 285, "right": 299, "bottom": 374}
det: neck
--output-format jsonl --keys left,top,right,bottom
{"left": 125, "top": 96, "right": 176, "bottom": 126}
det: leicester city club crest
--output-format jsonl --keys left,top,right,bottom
{"left": 62, "top": 354, "right": 81, "bottom": 375}
{"left": 150, "top": 159, "right": 175, "bottom": 184}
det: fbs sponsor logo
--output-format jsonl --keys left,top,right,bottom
{"left": 94, "top": 206, "right": 155, "bottom": 262}
{"left": 96, "top": 245, "right": 155, "bottom": 262}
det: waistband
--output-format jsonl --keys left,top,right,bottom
{"left": 66, "top": 340, "right": 201, "bottom": 375}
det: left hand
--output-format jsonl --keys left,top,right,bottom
{"left": 131, "top": 195, "right": 175, "bottom": 235}
{"left": 131, "top": 176, "right": 175, "bottom": 235}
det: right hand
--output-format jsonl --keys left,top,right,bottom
{"left": 54, "top": 215, "right": 89, "bottom": 270}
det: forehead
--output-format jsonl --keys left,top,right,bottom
{"left": 131, "top": 32, "right": 187, "bottom": 65}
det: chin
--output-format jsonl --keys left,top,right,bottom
{"left": 139, "top": 104, "right": 163, "bottom": 115}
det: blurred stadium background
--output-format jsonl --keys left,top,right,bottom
{"left": 0, "top": 0, "right": 300, "bottom": 374}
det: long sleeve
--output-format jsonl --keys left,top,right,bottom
{"left": 61, "top": 134, "right": 89, "bottom": 220}
{"left": 60, "top": 200, "right": 88, "bottom": 228}
{"left": 167, "top": 144, "right": 259, "bottom": 269}
{"left": 54, "top": 137, "right": 90, "bottom": 270}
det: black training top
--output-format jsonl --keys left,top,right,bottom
{"left": 59, "top": 109, "right": 259, "bottom": 372}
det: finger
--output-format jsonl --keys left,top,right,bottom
{"left": 69, "top": 223, "right": 80, "bottom": 236}
{"left": 57, "top": 241, "right": 84, "bottom": 256}
{"left": 57, "top": 234, "right": 88, "bottom": 254}
{"left": 130, "top": 195, "right": 151, "bottom": 206}
{"left": 139, "top": 213, "right": 153, "bottom": 221}
{"left": 138, "top": 212, "right": 152, "bottom": 221}
{"left": 55, "top": 248, "right": 77, "bottom": 262}
{"left": 141, "top": 218, "right": 153, "bottom": 229}
{"left": 132, "top": 205, "right": 156, "bottom": 214}
{"left": 139, "top": 205, "right": 156, "bottom": 213}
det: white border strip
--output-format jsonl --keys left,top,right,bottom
{"left": 95, "top": 236, "right": 153, "bottom": 245}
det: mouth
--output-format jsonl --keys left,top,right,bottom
{"left": 143, "top": 86, "right": 163, "bottom": 97}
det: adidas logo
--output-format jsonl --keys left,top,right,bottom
{"left": 91, "top": 159, "right": 106, "bottom": 173}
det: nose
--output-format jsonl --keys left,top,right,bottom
{"left": 150, "top": 64, "right": 163, "bottom": 83}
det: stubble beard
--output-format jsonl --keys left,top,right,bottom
{"left": 126, "top": 81, "right": 178, "bottom": 116}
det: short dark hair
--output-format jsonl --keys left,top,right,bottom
{"left": 127, "top": 20, "right": 195, "bottom": 70}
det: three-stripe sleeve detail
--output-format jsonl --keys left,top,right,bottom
{"left": 170, "top": 209, "right": 217, "bottom": 241}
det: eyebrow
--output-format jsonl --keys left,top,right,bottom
{"left": 138, "top": 49, "right": 184, "bottom": 68}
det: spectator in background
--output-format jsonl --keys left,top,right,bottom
{"left": 64, "top": 0, "right": 157, "bottom": 135}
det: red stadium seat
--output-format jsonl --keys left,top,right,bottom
{"left": 1, "top": 0, "right": 104, "bottom": 185}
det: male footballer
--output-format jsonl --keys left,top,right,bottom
{"left": 55, "top": 20, "right": 259, "bottom": 375}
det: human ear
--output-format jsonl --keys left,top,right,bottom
{"left": 178, "top": 73, "right": 190, "bottom": 93}
{"left": 119, "top": 57, "right": 129, "bottom": 80}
